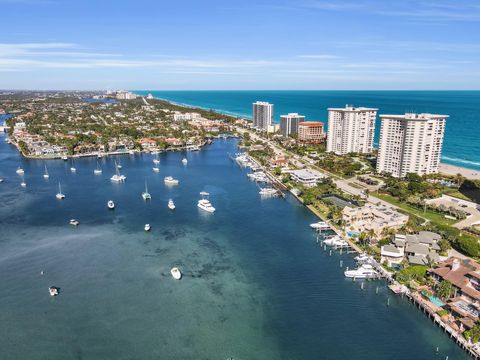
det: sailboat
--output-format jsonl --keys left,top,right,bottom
{"left": 153, "top": 154, "right": 160, "bottom": 165}
{"left": 142, "top": 181, "right": 151, "bottom": 200}
{"left": 20, "top": 175, "right": 26, "bottom": 187}
{"left": 111, "top": 161, "right": 126, "bottom": 182}
{"left": 43, "top": 165, "right": 49, "bottom": 179}
{"left": 56, "top": 182, "right": 65, "bottom": 199}
{"left": 117, "top": 158, "right": 122, "bottom": 169}
{"left": 182, "top": 158, "right": 188, "bottom": 165}
{"left": 16, "top": 167, "right": 24, "bottom": 175}
{"left": 70, "top": 159, "right": 76, "bottom": 173}
{"left": 168, "top": 199, "right": 175, "bottom": 210}
{"left": 94, "top": 161, "right": 102, "bottom": 174}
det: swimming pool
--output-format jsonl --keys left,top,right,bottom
{"left": 429, "top": 295, "right": 445, "bottom": 307}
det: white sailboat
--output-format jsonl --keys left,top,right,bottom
{"left": 153, "top": 166, "right": 160, "bottom": 172}
{"left": 70, "top": 159, "right": 76, "bottom": 173}
{"left": 20, "top": 176, "right": 27, "bottom": 187}
{"left": 16, "top": 167, "right": 24, "bottom": 175}
{"left": 110, "top": 161, "right": 126, "bottom": 182}
{"left": 168, "top": 199, "right": 176, "bottom": 210}
{"left": 197, "top": 191, "right": 215, "bottom": 213}
{"left": 182, "top": 158, "right": 188, "bottom": 165}
{"left": 153, "top": 154, "right": 160, "bottom": 165}
{"left": 56, "top": 182, "right": 65, "bottom": 199}
{"left": 94, "top": 161, "right": 102, "bottom": 174}
{"left": 116, "top": 159, "right": 122, "bottom": 169}
{"left": 43, "top": 165, "right": 49, "bottom": 179}
{"left": 142, "top": 181, "right": 151, "bottom": 200}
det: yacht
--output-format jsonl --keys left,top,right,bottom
{"left": 153, "top": 166, "right": 160, "bottom": 172}
{"left": 164, "top": 176, "right": 179, "bottom": 185}
{"left": 344, "top": 264, "right": 378, "bottom": 279}
{"left": 43, "top": 165, "right": 49, "bottom": 179}
{"left": 259, "top": 187, "right": 278, "bottom": 196}
{"left": 168, "top": 199, "right": 176, "bottom": 210}
{"left": 198, "top": 191, "right": 215, "bottom": 213}
{"left": 182, "top": 158, "right": 188, "bottom": 165}
{"left": 171, "top": 267, "right": 182, "bottom": 280}
{"left": 144, "top": 223, "right": 151, "bottom": 232}
{"left": 16, "top": 167, "right": 24, "bottom": 175}
{"left": 94, "top": 162, "right": 102, "bottom": 174}
{"left": 129, "top": 150, "right": 135, "bottom": 155}
{"left": 107, "top": 200, "right": 115, "bottom": 209}
{"left": 69, "top": 219, "right": 80, "bottom": 226}
{"left": 49, "top": 286, "right": 60, "bottom": 296}
{"left": 309, "top": 221, "right": 330, "bottom": 230}
{"left": 62, "top": 155, "right": 68, "bottom": 161}
{"left": 142, "top": 181, "right": 151, "bottom": 200}
{"left": 354, "top": 253, "right": 372, "bottom": 263}
{"left": 56, "top": 182, "right": 65, "bottom": 199}
{"left": 97, "top": 152, "right": 103, "bottom": 158}
{"left": 323, "top": 235, "right": 349, "bottom": 247}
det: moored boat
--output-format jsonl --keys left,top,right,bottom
{"left": 144, "top": 223, "right": 151, "bottom": 231}
{"left": 164, "top": 176, "right": 179, "bottom": 185}
{"left": 168, "top": 199, "right": 176, "bottom": 210}
{"left": 344, "top": 264, "right": 379, "bottom": 279}
{"left": 107, "top": 200, "right": 115, "bottom": 209}
{"left": 171, "top": 267, "right": 182, "bottom": 280}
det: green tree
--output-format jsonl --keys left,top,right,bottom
{"left": 436, "top": 280, "right": 453, "bottom": 300}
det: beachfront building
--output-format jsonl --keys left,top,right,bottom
{"left": 115, "top": 91, "right": 137, "bottom": 100}
{"left": 376, "top": 113, "right": 448, "bottom": 178}
{"left": 280, "top": 113, "right": 305, "bottom": 138}
{"left": 298, "top": 122, "right": 325, "bottom": 143}
{"left": 342, "top": 203, "right": 408, "bottom": 240}
{"left": 290, "top": 169, "right": 325, "bottom": 187}
{"left": 326, "top": 105, "right": 378, "bottom": 155}
{"left": 252, "top": 101, "right": 273, "bottom": 131}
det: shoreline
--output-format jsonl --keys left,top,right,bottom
{"left": 139, "top": 92, "right": 480, "bottom": 179}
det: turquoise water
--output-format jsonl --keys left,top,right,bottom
{"left": 0, "top": 135, "right": 470, "bottom": 359}
{"left": 429, "top": 296, "right": 446, "bottom": 308}
{"left": 135, "top": 90, "right": 480, "bottom": 171}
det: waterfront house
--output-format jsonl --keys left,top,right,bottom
{"left": 290, "top": 169, "right": 325, "bottom": 187}
{"left": 381, "top": 232, "right": 441, "bottom": 266}
{"left": 269, "top": 155, "right": 289, "bottom": 168}
{"left": 139, "top": 138, "right": 157, "bottom": 149}
{"left": 342, "top": 204, "right": 409, "bottom": 241}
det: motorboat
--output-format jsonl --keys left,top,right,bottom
{"left": 56, "top": 182, "right": 65, "bottom": 200}
{"left": 62, "top": 156, "right": 68, "bottom": 161}
{"left": 129, "top": 150, "right": 135, "bottom": 155}
{"left": 153, "top": 155, "right": 160, "bottom": 164}
{"left": 171, "top": 267, "right": 182, "bottom": 280}
{"left": 16, "top": 167, "right": 24, "bottom": 175}
{"left": 344, "top": 264, "right": 378, "bottom": 279}
{"left": 310, "top": 221, "right": 330, "bottom": 230}
{"left": 164, "top": 176, "right": 179, "bottom": 185}
{"left": 94, "top": 162, "right": 102, "bottom": 174}
{"left": 153, "top": 166, "right": 160, "bottom": 172}
{"left": 168, "top": 199, "right": 176, "bottom": 210}
{"left": 142, "top": 182, "right": 152, "bottom": 200}
{"left": 144, "top": 223, "right": 151, "bottom": 232}
{"left": 49, "top": 286, "right": 60, "bottom": 296}
{"left": 70, "top": 160, "right": 76, "bottom": 173}
{"left": 20, "top": 180, "right": 27, "bottom": 187}
{"left": 198, "top": 191, "right": 215, "bottom": 213}
{"left": 107, "top": 200, "right": 115, "bottom": 209}
{"left": 97, "top": 152, "right": 103, "bottom": 158}
{"left": 69, "top": 219, "right": 80, "bottom": 226}
{"left": 0, "top": 178, "right": 4, "bottom": 183}
{"left": 323, "top": 235, "right": 349, "bottom": 247}
{"left": 259, "top": 187, "right": 278, "bottom": 196}
{"left": 43, "top": 165, "right": 49, "bottom": 179}
{"left": 182, "top": 158, "right": 188, "bottom": 165}
{"left": 354, "top": 253, "right": 372, "bottom": 263}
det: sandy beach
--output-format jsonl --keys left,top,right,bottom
{"left": 440, "top": 163, "right": 480, "bottom": 180}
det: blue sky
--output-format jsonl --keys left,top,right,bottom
{"left": 1, "top": 0, "right": 479, "bottom": 90}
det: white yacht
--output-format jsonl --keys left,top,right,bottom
{"left": 153, "top": 166, "right": 160, "bottom": 172}
{"left": 69, "top": 219, "right": 80, "bottom": 226}
{"left": 56, "top": 182, "right": 65, "bottom": 199}
{"left": 354, "top": 253, "right": 372, "bottom": 263}
{"left": 164, "top": 176, "right": 179, "bottom": 185}
{"left": 344, "top": 264, "right": 378, "bottom": 279}
{"left": 198, "top": 191, "right": 215, "bottom": 213}
{"left": 97, "top": 152, "right": 103, "bottom": 158}
{"left": 111, "top": 162, "right": 126, "bottom": 182}
{"left": 94, "top": 161, "right": 102, "bottom": 174}
{"left": 171, "top": 267, "right": 182, "bottom": 280}
{"left": 182, "top": 158, "right": 188, "bottom": 165}
{"left": 259, "top": 187, "right": 278, "bottom": 196}
{"left": 323, "top": 236, "right": 349, "bottom": 247}
{"left": 168, "top": 199, "right": 176, "bottom": 210}
{"left": 144, "top": 223, "right": 151, "bottom": 232}
{"left": 107, "top": 200, "right": 115, "bottom": 209}
{"left": 142, "top": 181, "right": 151, "bottom": 200}
{"left": 62, "top": 155, "right": 68, "bottom": 161}
{"left": 16, "top": 167, "right": 24, "bottom": 175}
{"left": 43, "top": 165, "right": 49, "bottom": 179}
{"left": 49, "top": 286, "right": 59, "bottom": 296}
{"left": 309, "top": 221, "right": 330, "bottom": 230}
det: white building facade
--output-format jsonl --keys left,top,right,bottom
{"left": 326, "top": 105, "right": 378, "bottom": 155}
{"left": 280, "top": 113, "right": 305, "bottom": 137}
{"left": 252, "top": 101, "right": 273, "bottom": 131}
{"left": 376, "top": 113, "right": 447, "bottom": 178}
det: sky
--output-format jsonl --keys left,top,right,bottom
{"left": 0, "top": 0, "right": 479, "bottom": 90}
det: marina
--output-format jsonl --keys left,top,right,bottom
{"left": 0, "top": 137, "right": 471, "bottom": 359}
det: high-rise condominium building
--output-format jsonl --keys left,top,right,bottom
{"left": 298, "top": 122, "right": 325, "bottom": 143}
{"left": 252, "top": 101, "right": 273, "bottom": 131}
{"left": 280, "top": 113, "right": 305, "bottom": 137}
{"left": 376, "top": 113, "right": 447, "bottom": 178}
{"left": 326, "top": 105, "right": 378, "bottom": 155}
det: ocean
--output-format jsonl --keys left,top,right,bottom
{"left": 134, "top": 90, "right": 480, "bottom": 171}
{"left": 0, "top": 135, "right": 470, "bottom": 359}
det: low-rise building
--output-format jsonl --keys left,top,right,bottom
{"left": 343, "top": 203, "right": 409, "bottom": 240}
{"left": 381, "top": 231, "right": 441, "bottom": 266}
{"left": 298, "top": 122, "right": 325, "bottom": 143}
{"left": 290, "top": 169, "right": 325, "bottom": 187}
